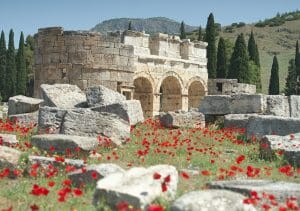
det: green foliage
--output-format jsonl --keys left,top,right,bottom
{"left": 216, "top": 37, "right": 227, "bottom": 78}
{"left": 237, "top": 22, "right": 246, "bottom": 28}
{"left": 269, "top": 55, "right": 280, "bottom": 94}
{"left": 248, "top": 61, "right": 261, "bottom": 92}
{"left": 284, "top": 59, "right": 297, "bottom": 95}
{"left": 5, "top": 29, "right": 16, "bottom": 100}
{"left": 16, "top": 32, "right": 27, "bottom": 95}
{"left": 255, "top": 10, "right": 300, "bottom": 28}
{"left": 228, "top": 33, "right": 251, "bottom": 84}
{"left": 197, "top": 26, "right": 203, "bottom": 41}
{"left": 0, "top": 31, "right": 6, "bottom": 101}
{"left": 180, "top": 21, "right": 186, "bottom": 39}
{"left": 205, "top": 13, "right": 217, "bottom": 78}
{"left": 128, "top": 21, "right": 132, "bottom": 30}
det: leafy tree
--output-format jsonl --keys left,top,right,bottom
{"left": 180, "top": 21, "right": 186, "bottom": 39}
{"left": 285, "top": 59, "right": 297, "bottom": 96}
{"left": 5, "top": 29, "right": 17, "bottom": 99}
{"left": 128, "top": 21, "right": 132, "bottom": 30}
{"left": 228, "top": 33, "right": 251, "bottom": 83}
{"left": 269, "top": 55, "right": 280, "bottom": 95}
{"left": 205, "top": 13, "right": 217, "bottom": 78}
{"left": 197, "top": 26, "right": 202, "bottom": 41}
{"left": 0, "top": 31, "right": 6, "bottom": 101}
{"left": 216, "top": 37, "right": 227, "bottom": 78}
{"left": 16, "top": 32, "right": 27, "bottom": 95}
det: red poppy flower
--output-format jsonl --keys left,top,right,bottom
{"left": 48, "top": 181, "right": 55, "bottom": 187}
{"left": 30, "top": 204, "right": 39, "bottom": 211}
{"left": 153, "top": 172, "right": 161, "bottom": 180}
{"left": 236, "top": 155, "right": 245, "bottom": 164}
{"left": 147, "top": 204, "right": 165, "bottom": 211}
{"left": 73, "top": 188, "right": 83, "bottom": 196}
{"left": 180, "top": 171, "right": 190, "bottom": 179}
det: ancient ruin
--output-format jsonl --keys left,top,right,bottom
{"left": 34, "top": 27, "right": 208, "bottom": 117}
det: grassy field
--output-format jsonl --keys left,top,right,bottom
{"left": 0, "top": 118, "right": 299, "bottom": 210}
{"left": 188, "top": 19, "right": 300, "bottom": 94}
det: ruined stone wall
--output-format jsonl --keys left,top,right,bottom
{"left": 208, "top": 79, "right": 256, "bottom": 95}
{"left": 34, "top": 27, "right": 135, "bottom": 97}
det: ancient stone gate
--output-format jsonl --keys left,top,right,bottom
{"left": 34, "top": 27, "right": 208, "bottom": 117}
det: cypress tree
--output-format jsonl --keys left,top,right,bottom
{"left": 197, "top": 26, "right": 203, "bottom": 41}
{"left": 16, "top": 32, "right": 27, "bottom": 95}
{"left": 205, "top": 13, "right": 217, "bottom": 78}
{"left": 180, "top": 21, "right": 186, "bottom": 39}
{"left": 216, "top": 37, "right": 227, "bottom": 78}
{"left": 5, "top": 29, "right": 17, "bottom": 99}
{"left": 248, "top": 31, "right": 256, "bottom": 62}
{"left": 0, "top": 31, "right": 6, "bottom": 101}
{"left": 269, "top": 55, "right": 280, "bottom": 95}
{"left": 254, "top": 44, "right": 261, "bottom": 67}
{"left": 285, "top": 59, "right": 297, "bottom": 96}
{"left": 295, "top": 40, "right": 300, "bottom": 76}
{"left": 128, "top": 21, "right": 132, "bottom": 30}
{"left": 228, "top": 33, "right": 251, "bottom": 83}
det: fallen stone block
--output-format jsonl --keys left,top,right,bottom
{"left": 170, "top": 190, "right": 256, "bottom": 211}
{"left": 40, "top": 84, "right": 86, "bottom": 108}
{"left": 264, "top": 95, "right": 290, "bottom": 117}
{"left": 68, "top": 163, "right": 125, "bottom": 187}
{"left": 61, "top": 108, "right": 130, "bottom": 145}
{"left": 159, "top": 110, "right": 205, "bottom": 128}
{"left": 38, "top": 106, "right": 68, "bottom": 134}
{"left": 28, "top": 155, "right": 85, "bottom": 168}
{"left": 91, "top": 100, "right": 144, "bottom": 125}
{"left": 0, "top": 134, "right": 18, "bottom": 147}
{"left": 8, "top": 95, "right": 43, "bottom": 115}
{"left": 9, "top": 111, "right": 39, "bottom": 126}
{"left": 199, "top": 95, "right": 231, "bottom": 115}
{"left": 0, "top": 146, "right": 21, "bottom": 176}
{"left": 290, "top": 95, "right": 300, "bottom": 118}
{"left": 260, "top": 134, "right": 300, "bottom": 167}
{"left": 86, "top": 85, "right": 126, "bottom": 107}
{"left": 93, "top": 165, "right": 178, "bottom": 210}
{"left": 31, "top": 134, "right": 98, "bottom": 154}
{"left": 224, "top": 114, "right": 258, "bottom": 129}
{"left": 246, "top": 115, "right": 300, "bottom": 139}
{"left": 207, "top": 179, "right": 300, "bottom": 203}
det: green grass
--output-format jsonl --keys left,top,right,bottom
{"left": 0, "top": 119, "right": 299, "bottom": 210}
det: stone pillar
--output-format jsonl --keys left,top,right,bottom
{"left": 181, "top": 94, "right": 189, "bottom": 111}
{"left": 153, "top": 93, "right": 161, "bottom": 116}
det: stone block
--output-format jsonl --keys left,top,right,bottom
{"left": 231, "top": 94, "right": 264, "bottom": 114}
{"left": 159, "top": 110, "right": 205, "bottom": 128}
{"left": 0, "top": 134, "right": 18, "bottom": 147}
{"left": 8, "top": 95, "right": 43, "bottom": 115}
{"left": 9, "top": 111, "right": 39, "bottom": 126}
{"left": 264, "top": 95, "right": 290, "bottom": 117}
{"left": 91, "top": 100, "right": 144, "bottom": 125}
{"left": 246, "top": 115, "right": 300, "bottom": 139}
{"left": 224, "top": 114, "right": 259, "bottom": 129}
{"left": 40, "top": 84, "right": 86, "bottom": 109}
{"left": 0, "top": 146, "right": 21, "bottom": 177}
{"left": 28, "top": 155, "right": 85, "bottom": 168}
{"left": 290, "top": 95, "right": 300, "bottom": 118}
{"left": 199, "top": 95, "right": 231, "bottom": 115}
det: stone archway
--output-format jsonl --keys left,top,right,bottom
{"left": 188, "top": 80, "right": 205, "bottom": 109}
{"left": 160, "top": 76, "right": 182, "bottom": 112}
{"left": 133, "top": 77, "right": 153, "bottom": 117}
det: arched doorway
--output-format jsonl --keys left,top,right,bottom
{"left": 160, "top": 76, "right": 182, "bottom": 112}
{"left": 133, "top": 77, "right": 153, "bottom": 117}
{"left": 188, "top": 81, "right": 205, "bottom": 109}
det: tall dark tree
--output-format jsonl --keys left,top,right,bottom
{"left": 248, "top": 31, "right": 257, "bottom": 62}
{"left": 180, "top": 21, "right": 186, "bottom": 39}
{"left": 216, "top": 37, "right": 227, "bottom": 78}
{"left": 228, "top": 33, "right": 251, "bottom": 83}
{"left": 128, "top": 21, "right": 132, "bottom": 30}
{"left": 285, "top": 59, "right": 297, "bottom": 96}
{"left": 5, "top": 29, "right": 17, "bottom": 99}
{"left": 0, "top": 31, "right": 6, "bottom": 101}
{"left": 197, "top": 26, "right": 203, "bottom": 41}
{"left": 269, "top": 55, "right": 280, "bottom": 95}
{"left": 16, "top": 32, "right": 27, "bottom": 95}
{"left": 295, "top": 40, "right": 300, "bottom": 76}
{"left": 205, "top": 13, "right": 217, "bottom": 78}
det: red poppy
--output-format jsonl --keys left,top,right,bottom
{"left": 153, "top": 172, "right": 161, "bottom": 180}
{"left": 180, "top": 171, "right": 190, "bottom": 179}
{"left": 30, "top": 204, "right": 39, "bottom": 211}
{"left": 91, "top": 171, "right": 98, "bottom": 179}
{"left": 147, "top": 204, "right": 165, "bottom": 211}
{"left": 62, "top": 179, "right": 72, "bottom": 186}
{"left": 48, "top": 181, "right": 55, "bottom": 187}
{"left": 73, "top": 188, "right": 83, "bottom": 196}
{"left": 236, "top": 155, "right": 245, "bottom": 164}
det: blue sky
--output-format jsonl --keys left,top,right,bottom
{"left": 1, "top": 0, "right": 299, "bottom": 44}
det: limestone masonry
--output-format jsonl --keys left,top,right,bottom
{"left": 34, "top": 27, "right": 208, "bottom": 117}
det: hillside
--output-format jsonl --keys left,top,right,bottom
{"left": 188, "top": 17, "right": 300, "bottom": 93}
{"left": 91, "top": 17, "right": 197, "bottom": 34}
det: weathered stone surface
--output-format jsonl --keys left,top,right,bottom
{"left": 246, "top": 115, "right": 300, "bottom": 139}
{"left": 40, "top": 84, "right": 86, "bottom": 108}
{"left": 170, "top": 190, "right": 256, "bottom": 211}
{"left": 61, "top": 109, "right": 130, "bottom": 145}
{"left": 264, "top": 95, "right": 290, "bottom": 117}
{"left": 91, "top": 100, "right": 144, "bottom": 125}
{"left": 199, "top": 95, "right": 231, "bottom": 115}
{"left": 68, "top": 163, "right": 125, "bottom": 187}
{"left": 31, "top": 134, "right": 98, "bottom": 154}
{"left": 8, "top": 95, "right": 43, "bottom": 115}
{"left": 290, "top": 95, "right": 300, "bottom": 118}
{"left": 260, "top": 134, "right": 300, "bottom": 167}
{"left": 0, "top": 134, "right": 18, "bottom": 147}
{"left": 9, "top": 111, "right": 39, "bottom": 126}
{"left": 0, "top": 146, "right": 21, "bottom": 169}
{"left": 28, "top": 155, "right": 85, "bottom": 168}
{"left": 207, "top": 179, "right": 300, "bottom": 203}
{"left": 86, "top": 85, "right": 126, "bottom": 107}
{"left": 159, "top": 110, "right": 205, "bottom": 128}
{"left": 38, "top": 106, "right": 68, "bottom": 134}
{"left": 224, "top": 114, "right": 258, "bottom": 129}
{"left": 93, "top": 165, "right": 178, "bottom": 209}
